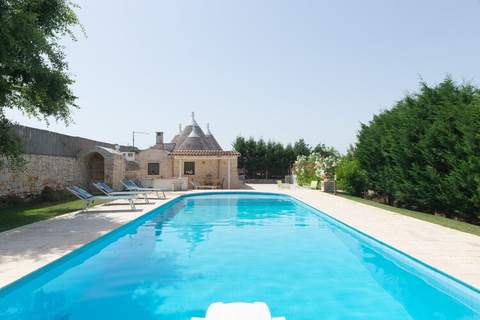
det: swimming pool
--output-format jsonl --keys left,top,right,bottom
{"left": 0, "top": 192, "right": 479, "bottom": 319}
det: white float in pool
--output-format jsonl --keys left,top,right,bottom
{"left": 191, "top": 302, "right": 286, "bottom": 320}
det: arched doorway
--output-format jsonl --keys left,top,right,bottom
{"left": 85, "top": 152, "right": 104, "bottom": 187}
{"left": 79, "top": 146, "right": 126, "bottom": 190}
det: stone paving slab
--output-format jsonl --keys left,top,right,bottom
{"left": 1, "top": 186, "right": 479, "bottom": 290}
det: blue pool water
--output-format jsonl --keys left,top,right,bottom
{"left": 1, "top": 193, "right": 479, "bottom": 319}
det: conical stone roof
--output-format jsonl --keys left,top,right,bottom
{"left": 171, "top": 113, "right": 223, "bottom": 151}
{"left": 205, "top": 123, "right": 222, "bottom": 150}
{"left": 171, "top": 124, "right": 183, "bottom": 145}
{"left": 177, "top": 125, "right": 209, "bottom": 150}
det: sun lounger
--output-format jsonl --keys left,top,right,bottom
{"left": 191, "top": 302, "right": 285, "bottom": 320}
{"left": 67, "top": 186, "right": 138, "bottom": 211}
{"left": 122, "top": 179, "right": 166, "bottom": 199}
{"left": 93, "top": 182, "right": 150, "bottom": 203}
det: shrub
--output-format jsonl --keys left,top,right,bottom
{"left": 38, "top": 187, "right": 72, "bottom": 203}
{"left": 336, "top": 157, "right": 367, "bottom": 196}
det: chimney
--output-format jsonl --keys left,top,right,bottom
{"left": 156, "top": 132, "right": 164, "bottom": 145}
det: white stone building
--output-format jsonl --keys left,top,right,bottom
{"left": 125, "top": 113, "right": 241, "bottom": 190}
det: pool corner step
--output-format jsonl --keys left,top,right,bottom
{"left": 191, "top": 302, "right": 286, "bottom": 320}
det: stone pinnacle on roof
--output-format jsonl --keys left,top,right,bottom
{"left": 191, "top": 111, "right": 199, "bottom": 127}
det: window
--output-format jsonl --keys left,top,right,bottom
{"left": 184, "top": 161, "right": 195, "bottom": 175}
{"left": 147, "top": 163, "right": 160, "bottom": 175}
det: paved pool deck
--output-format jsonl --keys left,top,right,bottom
{"left": 1, "top": 185, "right": 479, "bottom": 290}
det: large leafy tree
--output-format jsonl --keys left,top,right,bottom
{"left": 355, "top": 78, "right": 480, "bottom": 223}
{"left": 0, "top": 0, "right": 80, "bottom": 168}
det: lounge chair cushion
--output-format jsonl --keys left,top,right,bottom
{"left": 97, "top": 182, "right": 114, "bottom": 193}
{"left": 71, "top": 186, "right": 93, "bottom": 199}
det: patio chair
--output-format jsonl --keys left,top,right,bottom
{"left": 191, "top": 180, "right": 199, "bottom": 190}
{"left": 215, "top": 178, "right": 225, "bottom": 189}
{"left": 93, "top": 181, "right": 150, "bottom": 203}
{"left": 122, "top": 179, "right": 166, "bottom": 199}
{"left": 310, "top": 180, "right": 318, "bottom": 190}
{"left": 67, "top": 186, "right": 137, "bottom": 211}
{"left": 194, "top": 180, "right": 217, "bottom": 190}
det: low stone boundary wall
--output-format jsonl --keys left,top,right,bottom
{"left": 13, "top": 125, "right": 118, "bottom": 157}
{"left": 0, "top": 125, "right": 128, "bottom": 198}
{"left": 0, "top": 154, "right": 84, "bottom": 198}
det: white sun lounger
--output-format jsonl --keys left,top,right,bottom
{"left": 67, "top": 186, "right": 138, "bottom": 211}
{"left": 121, "top": 179, "right": 166, "bottom": 199}
{"left": 191, "top": 302, "right": 286, "bottom": 320}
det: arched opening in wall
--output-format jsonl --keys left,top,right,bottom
{"left": 86, "top": 152, "right": 104, "bottom": 187}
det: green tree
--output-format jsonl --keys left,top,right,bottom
{"left": 233, "top": 136, "right": 247, "bottom": 172}
{"left": 283, "top": 143, "right": 296, "bottom": 175}
{"left": 355, "top": 78, "right": 480, "bottom": 223}
{"left": 313, "top": 143, "right": 340, "bottom": 159}
{"left": 0, "top": 0, "right": 81, "bottom": 169}
{"left": 293, "top": 138, "right": 311, "bottom": 157}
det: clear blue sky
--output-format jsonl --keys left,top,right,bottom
{"left": 6, "top": 0, "right": 480, "bottom": 153}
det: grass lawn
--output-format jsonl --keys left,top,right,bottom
{"left": 0, "top": 199, "right": 89, "bottom": 232}
{"left": 337, "top": 193, "right": 480, "bottom": 237}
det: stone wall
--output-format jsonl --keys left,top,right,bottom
{"left": 0, "top": 154, "right": 84, "bottom": 197}
{"left": 13, "top": 125, "right": 124, "bottom": 157}
{"left": 0, "top": 126, "right": 130, "bottom": 198}
{"left": 109, "top": 153, "right": 127, "bottom": 190}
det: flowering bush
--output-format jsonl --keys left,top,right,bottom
{"left": 293, "top": 152, "right": 337, "bottom": 186}
{"left": 293, "top": 155, "right": 314, "bottom": 185}
{"left": 314, "top": 154, "right": 337, "bottom": 180}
